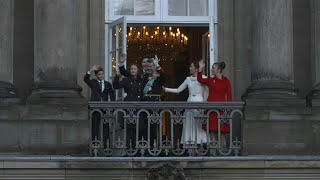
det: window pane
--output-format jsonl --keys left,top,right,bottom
{"left": 168, "top": 0, "right": 187, "bottom": 16}
{"left": 113, "top": 0, "right": 134, "bottom": 15}
{"left": 111, "top": 52, "right": 117, "bottom": 77}
{"left": 118, "top": 24, "right": 123, "bottom": 49}
{"left": 112, "top": 26, "right": 116, "bottom": 50}
{"left": 135, "top": 0, "right": 155, "bottom": 15}
{"left": 189, "top": 0, "right": 208, "bottom": 16}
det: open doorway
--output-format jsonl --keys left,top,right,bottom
{"left": 125, "top": 25, "right": 210, "bottom": 101}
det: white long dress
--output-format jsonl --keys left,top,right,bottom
{"left": 165, "top": 76, "right": 208, "bottom": 144}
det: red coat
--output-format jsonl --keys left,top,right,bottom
{"left": 197, "top": 71, "right": 232, "bottom": 133}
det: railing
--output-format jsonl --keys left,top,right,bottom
{"left": 88, "top": 102, "right": 244, "bottom": 157}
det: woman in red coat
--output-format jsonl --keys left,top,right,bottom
{"left": 197, "top": 60, "right": 232, "bottom": 149}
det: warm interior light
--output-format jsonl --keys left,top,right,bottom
{"left": 126, "top": 26, "right": 189, "bottom": 49}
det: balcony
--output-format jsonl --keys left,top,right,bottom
{"left": 88, "top": 101, "right": 244, "bottom": 157}
{"left": 1, "top": 101, "right": 319, "bottom": 179}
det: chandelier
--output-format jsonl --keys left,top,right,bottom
{"left": 127, "top": 26, "right": 188, "bottom": 46}
{"left": 126, "top": 26, "right": 189, "bottom": 63}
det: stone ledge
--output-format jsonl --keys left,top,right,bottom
{"left": 1, "top": 156, "right": 320, "bottom": 169}
{"left": 1, "top": 156, "right": 320, "bottom": 179}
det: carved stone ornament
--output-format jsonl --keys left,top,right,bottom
{"left": 147, "top": 163, "right": 186, "bottom": 180}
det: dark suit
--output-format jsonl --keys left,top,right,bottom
{"left": 84, "top": 73, "right": 115, "bottom": 101}
{"left": 84, "top": 72, "right": 115, "bottom": 146}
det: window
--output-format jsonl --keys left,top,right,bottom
{"left": 168, "top": 0, "right": 208, "bottom": 16}
{"left": 112, "top": 0, "right": 155, "bottom": 16}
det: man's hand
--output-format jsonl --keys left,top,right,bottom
{"left": 154, "top": 55, "right": 160, "bottom": 69}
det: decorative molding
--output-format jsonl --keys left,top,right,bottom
{"left": 147, "top": 163, "right": 186, "bottom": 180}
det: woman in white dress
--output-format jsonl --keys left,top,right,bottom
{"left": 163, "top": 62, "right": 208, "bottom": 145}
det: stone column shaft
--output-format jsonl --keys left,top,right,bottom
{"left": 245, "top": 0, "right": 297, "bottom": 99}
{"left": 0, "top": 0, "right": 15, "bottom": 98}
{"left": 308, "top": 0, "right": 320, "bottom": 106}
{"left": 29, "top": 0, "right": 85, "bottom": 103}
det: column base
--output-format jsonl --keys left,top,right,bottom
{"left": 307, "top": 83, "right": 320, "bottom": 107}
{"left": 27, "top": 81, "right": 87, "bottom": 105}
{"left": 0, "top": 81, "right": 16, "bottom": 98}
{"left": 0, "top": 81, "right": 21, "bottom": 105}
{"left": 242, "top": 80, "right": 310, "bottom": 155}
{"left": 242, "top": 80, "right": 303, "bottom": 106}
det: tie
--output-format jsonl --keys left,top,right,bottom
{"left": 99, "top": 81, "right": 103, "bottom": 92}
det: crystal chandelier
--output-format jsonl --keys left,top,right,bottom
{"left": 127, "top": 26, "right": 188, "bottom": 46}
{"left": 126, "top": 26, "right": 189, "bottom": 63}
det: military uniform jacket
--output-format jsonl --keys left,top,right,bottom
{"left": 119, "top": 65, "right": 166, "bottom": 101}
{"left": 113, "top": 75, "right": 144, "bottom": 101}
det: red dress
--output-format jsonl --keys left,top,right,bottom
{"left": 197, "top": 71, "right": 232, "bottom": 133}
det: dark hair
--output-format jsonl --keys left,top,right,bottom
{"left": 213, "top": 62, "right": 226, "bottom": 73}
{"left": 129, "top": 63, "right": 142, "bottom": 79}
{"left": 94, "top": 67, "right": 104, "bottom": 75}
{"left": 191, "top": 61, "right": 200, "bottom": 69}
{"left": 147, "top": 58, "right": 155, "bottom": 64}
{"left": 130, "top": 63, "right": 139, "bottom": 69}
{"left": 144, "top": 54, "right": 154, "bottom": 59}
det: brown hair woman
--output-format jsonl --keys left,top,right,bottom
{"left": 197, "top": 60, "right": 232, "bottom": 151}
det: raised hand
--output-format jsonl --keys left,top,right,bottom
{"left": 115, "top": 67, "right": 120, "bottom": 76}
{"left": 119, "top": 54, "right": 126, "bottom": 64}
{"left": 154, "top": 55, "right": 160, "bottom": 69}
{"left": 199, "top": 59, "right": 205, "bottom": 71}
{"left": 90, "top": 65, "right": 99, "bottom": 72}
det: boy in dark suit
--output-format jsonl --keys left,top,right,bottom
{"left": 84, "top": 65, "right": 115, "bottom": 148}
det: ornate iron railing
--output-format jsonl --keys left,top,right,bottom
{"left": 88, "top": 102, "right": 244, "bottom": 157}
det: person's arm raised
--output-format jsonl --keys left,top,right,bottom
{"left": 84, "top": 65, "right": 99, "bottom": 87}
{"left": 118, "top": 54, "right": 130, "bottom": 77}
{"left": 197, "top": 60, "right": 210, "bottom": 86}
